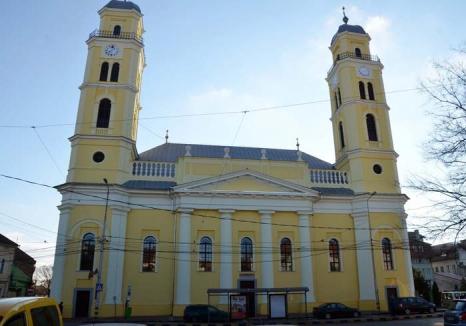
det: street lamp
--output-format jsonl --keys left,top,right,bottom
{"left": 94, "top": 178, "right": 110, "bottom": 317}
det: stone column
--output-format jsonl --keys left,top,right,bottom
{"left": 259, "top": 210, "right": 274, "bottom": 301}
{"left": 219, "top": 210, "right": 234, "bottom": 304}
{"left": 353, "top": 213, "right": 377, "bottom": 301}
{"left": 50, "top": 205, "right": 71, "bottom": 301}
{"left": 104, "top": 206, "right": 129, "bottom": 304}
{"left": 175, "top": 209, "right": 192, "bottom": 305}
{"left": 298, "top": 211, "right": 315, "bottom": 302}
{"left": 401, "top": 214, "right": 415, "bottom": 295}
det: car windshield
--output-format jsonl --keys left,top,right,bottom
{"left": 454, "top": 301, "right": 466, "bottom": 311}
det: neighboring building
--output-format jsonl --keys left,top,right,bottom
{"left": 431, "top": 241, "right": 466, "bottom": 291}
{"left": 51, "top": 0, "right": 415, "bottom": 319}
{"left": 408, "top": 230, "right": 434, "bottom": 284}
{"left": 0, "top": 234, "right": 36, "bottom": 297}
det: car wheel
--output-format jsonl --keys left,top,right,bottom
{"left": 404, "top": 308, "right": 410, "bottom": 315}
{"left": 325, "top": 313, "right": 331, "bottom": 319}
{"left": 353, "top": 311, "right": 360, "bottom": 317}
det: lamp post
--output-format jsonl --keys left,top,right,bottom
{"left": 94, "top": 178, "right": 110, "bottom": 317}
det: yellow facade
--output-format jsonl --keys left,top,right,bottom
{"left": 50, "top": 1, "right": 414, "bottom": 320}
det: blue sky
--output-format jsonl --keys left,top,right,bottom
{"left": 0, "top": 0, "right": 464, "bottom": 265}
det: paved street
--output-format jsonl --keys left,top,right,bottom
{"left": 357, "top": 317, "right": 443, "bottom": 326}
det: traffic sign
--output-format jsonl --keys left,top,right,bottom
{"left": 96, "top": 283, "right": 103, "bottom": 292}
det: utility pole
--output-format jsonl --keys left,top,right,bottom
{"left": 94, "top": 178, "right": 110, "bottom": 317}
{"left": 367, "top": 191, "right": 380, "bottom": 312}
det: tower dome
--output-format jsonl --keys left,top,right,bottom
{"left": 331, "top": 7, "right": 367, "bottom": 45}
{"left": 102, "top": 0, "right": 141, "bottom": 14}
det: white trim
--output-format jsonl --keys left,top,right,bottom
{"left": 260, "top": 212, "right": 274, "bottom": 297}
{"left": 298, "top": 213, "right": 315, "bottom": 302}
{"left": 175, "top": 211, "right": 191, "bottom": 305}
{"left": 219, "top": 210, "right": 233, "bottom": 304}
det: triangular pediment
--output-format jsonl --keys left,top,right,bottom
{"left": 173, "top": 169, "right": 319, "bottom": 197}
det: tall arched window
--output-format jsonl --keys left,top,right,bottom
{"left": 359, "top": 81, "right": 366, "bottom": 99}
{"left": 241, "top": 237, "right": 253, "bottom": 272}
{"left": 338, "top": 88, "right": 342, "bottom": 106}
{"left": 113, "top": 25, "right": 121, "bottom": 36}
{"left": 99, "top": 62, "right": 109, "bottom": 81}
{"left": 367, "top": 82, "right": 375, "bottom": 100}
{"left": 199, "top": 236, "right": 212, "bottom": 272}
{"left": 96, "top": 98, "right": 111, "bottom": 128}
{"left": 366, "top": 114, "right": 378, "bottom": 141}
{"left": 329, "top": 238, "right": 341, "bottom": 272}
{"left": 334, "top": 93, "right": 339, "bottom": 109}
{"left": 355, "top": 48, "right": 362, "bottom": 57}
{"left": 280, "top": 238, "right": 293, "bottom": 271}
{"left": 339, "top": 121, "right": 345, "bottom": 148}
{"left": 80, "top": 233, "right": 95, "bottom": 271}
{"left": 382, "top": 238, "right": 394, "bottom": 270}
{"left": 110, "top": 63, "right": 119, "bottom": 82}
{"left": 142, "top": 236, "right": 156, "bottom": 272}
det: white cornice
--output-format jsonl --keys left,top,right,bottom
{"left": 79, "top": 82, "right": 138, "bottom": 94}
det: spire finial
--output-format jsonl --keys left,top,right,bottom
{"left": 342, "top": 6, "right": 349, "bottom": 24}
{"left": 165, "top": 129, "right": 169, "bottom": 144}
{"left": 296, "top": 138, "right": 300, "bottom": 151}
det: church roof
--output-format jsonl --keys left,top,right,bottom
{"left": 102, "top": 0, "right": 141, "bottom": 14}
{"left": 138, "top": 143, "right": 334, "bottom": 170}
{"left": 331, "top": 24, "right": 367, "bottom": 45}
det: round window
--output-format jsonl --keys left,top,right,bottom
{"left": 93, "top": 151, "right": 105, "bottom": 163}
{"left": 373, "top": 164, "right": 383, "bottom": 174}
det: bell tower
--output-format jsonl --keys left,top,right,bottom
{"left": 327, "top": 10, "right": 400, "bottom": 194}
{"left": 67, "top": 0, "right": 144, "bottom": 184}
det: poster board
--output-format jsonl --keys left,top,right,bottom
{"left": 230, "top": 295, "right": 247, "bottom": 319}
{"left": 269, "top": 294, "right": 287, "bottom": 318}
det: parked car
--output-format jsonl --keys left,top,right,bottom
{"left": 0, "top": 297, "right": 63, "bottom": 326}
{"left": 183, "top": 304, "right": 229, "bottom": 322}
{"left": 392, "top": 297, "right": 436, "bottom": 314}
{"left": 444, "top": 299, "right": 466, "bottom": 325}
{"left": 313, "top": 302, "right": 360, "bottom": 319}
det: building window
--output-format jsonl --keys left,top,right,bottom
{"left": 441, "top": 266, "right": 444, "bottom": 272}
{"left": 359, "top": 81, "right": 366, "bottom": 99}
{"left": 142, "top": 236, "right": 156, "bottom": 272}
{"left": 199, "top": 236, "right": 212, "bottom": 272}
{"left": 96, "top": 98, "right": 111, "bottom": 128}
{"left": 355, "top": 48, "right": 362, "bottom": 57}
{"left": 280, "top": 238, "right": 293, "bottom": 271}
{"left": 368, "top": 82, "right": 375, "bottom": 100}
{"left": 329, "top": 238, "right": 341, "bottom": 272}
{"left": 99, "top": 62, "right": 109, "bottom": 81}
{"left": 241, "top": 237, "right": 253, "bottom": 272}
{"left": 339, "top": 122, "right": 345, "bottom": 148}
{"left": 382, "top": 238, "right": 394, "bottom": 270}
{"left": 110, "top": 63, "right": 119, "bottom": 82}
{"left": 0, "top": 258, "right": 4, "bottom": 273}
{"left": 338, "top": 88, "right": 342, "bottom": 106}
{"left": 366, "top": 114, "right": 378, "bottom": 141}
{"left": 113, "top": 25, "right": 121, "bottom": 36}
{"left": 80, "top": 233, "right": 95, "bottom": 271}
{"left": 334, "top": 93, "right": 339, "bottom": 109}
{"left": 435, "top": 266, "right": 439, "bottom": 272}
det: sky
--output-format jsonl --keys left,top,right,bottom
{"left": 0, "top": 0, "right": 464, "bottom": 267}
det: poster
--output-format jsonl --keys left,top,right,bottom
{"left": 230, "top": 295, "right": 247, "bottom": 319}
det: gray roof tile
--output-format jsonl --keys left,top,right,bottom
{"left": 122, "top": 180, "right": 176, "bottom": 190}
{"left": 312, "top": 187, "right": 354, "bottom": 196}
{"left": 103, "top": 0, "right": 141, "bottom": 13}
{"left": 331, "top": 24, "right": 366, "bottom": 44}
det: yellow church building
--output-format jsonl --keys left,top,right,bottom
{"left": 51, "top": 0, "right": 414, "bottom": 319}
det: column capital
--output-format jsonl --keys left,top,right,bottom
{"left": 219, "top": 209, "right": 235, "bottom": 214}
{"left": 57, "top": 204, "right": 73, "bottom": 214}
{"left": 177, "top": 208, "right": 193, "bottom": 214}
{"left": 259, "top": 210, "right": 275, "bottom": 215}
{"left": 110, "top": 205, "right": 131, "bottom": 214}
{"left": 297, "top": 210, "right": 313, "bottom": 216}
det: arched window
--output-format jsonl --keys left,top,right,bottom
{"left": 339, "top": 121, "right": 345, "bottom": 148}
{"left": 199, "top": 236, "right": 212, "bottom": 272}
{"left": 110, "top": 63, "right": 119, "bottom": 82}
{"left": 355, "top": 48, "right": 362, "bottom": 57}
{"left": 142, "top": 236, "right": 156, "bottom": 272}
{"left": 96, "top": 99, "right": 111, "bottom": 128}
{"left": 359, "top": 81, "right": 366, "bottom": 99}
{"left": 338, "top": 88, "right": 342, "bottom": 106}
{"left": 113, "top": 25, "right": 121, "bottom": 36}
{"left": 366, "top": 114, "right": 378, "bottom": 141}
{"left": 329, "top": 238, "right": 341, "bottom": 272}
{"left": 241, "top": 237, "right": 253, "bottom": 272}
{"left": 280, "top": 238, "right": 293, "bottom": 271}
{"left": 334, "top": 93, "right": 339, "bottom": 109}
{"left": 367, "top": 82, "right": 375, "bottom": 100}
{"left": 80, "top": 233, "right": 95, "bottom": 271}
{"left": 99, "top": 62, "right": 109, "bottom": 81}
{"left": 382, "top": 238, "right": 394, "bottom": 270}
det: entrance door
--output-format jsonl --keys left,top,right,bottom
{"left": 386, "top": 287, "right": 398, "bottom": 313}
{"left": 240, "top": 280, "right": 255, "bottom": 317}
{"left": 74, "top": 289, "right": 91, "bottom": 318}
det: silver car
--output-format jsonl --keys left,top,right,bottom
{"left": 444, "top": 300, "right": 466, "bottom": 325}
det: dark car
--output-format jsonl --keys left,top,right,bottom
{"left": 183, "top": 304, "right": 229, "bottom": 322}
{"left": 392, "top": 297, "right": 436, "bottom": 315}
{"left": 444, "top": 299, "right": 466, "bottom": 325}
{"left": 313, "top": 303, "right": 360, "bottom": 319}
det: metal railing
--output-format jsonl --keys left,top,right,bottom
{"left": 88, "top": 29, "right": 143, "bottom": 44}
{"left": 329, "top": 51, "right": 380, "bottom": 73}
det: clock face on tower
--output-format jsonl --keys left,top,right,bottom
{"left": 358, "top": 66, "right": 371, "bottom": 77}
{"left": 104, "top": 44, "right": 120, "bottom": 57}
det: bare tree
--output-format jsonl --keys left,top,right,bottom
{"left": 33, "top": 265, "right": 53, "bottom": 296}
{"left": 411, "top": 46, "right": 466, "bottom": 239}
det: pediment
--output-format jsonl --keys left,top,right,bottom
{"left": 173, "top": 169, "right": 319, "bottom": 197}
